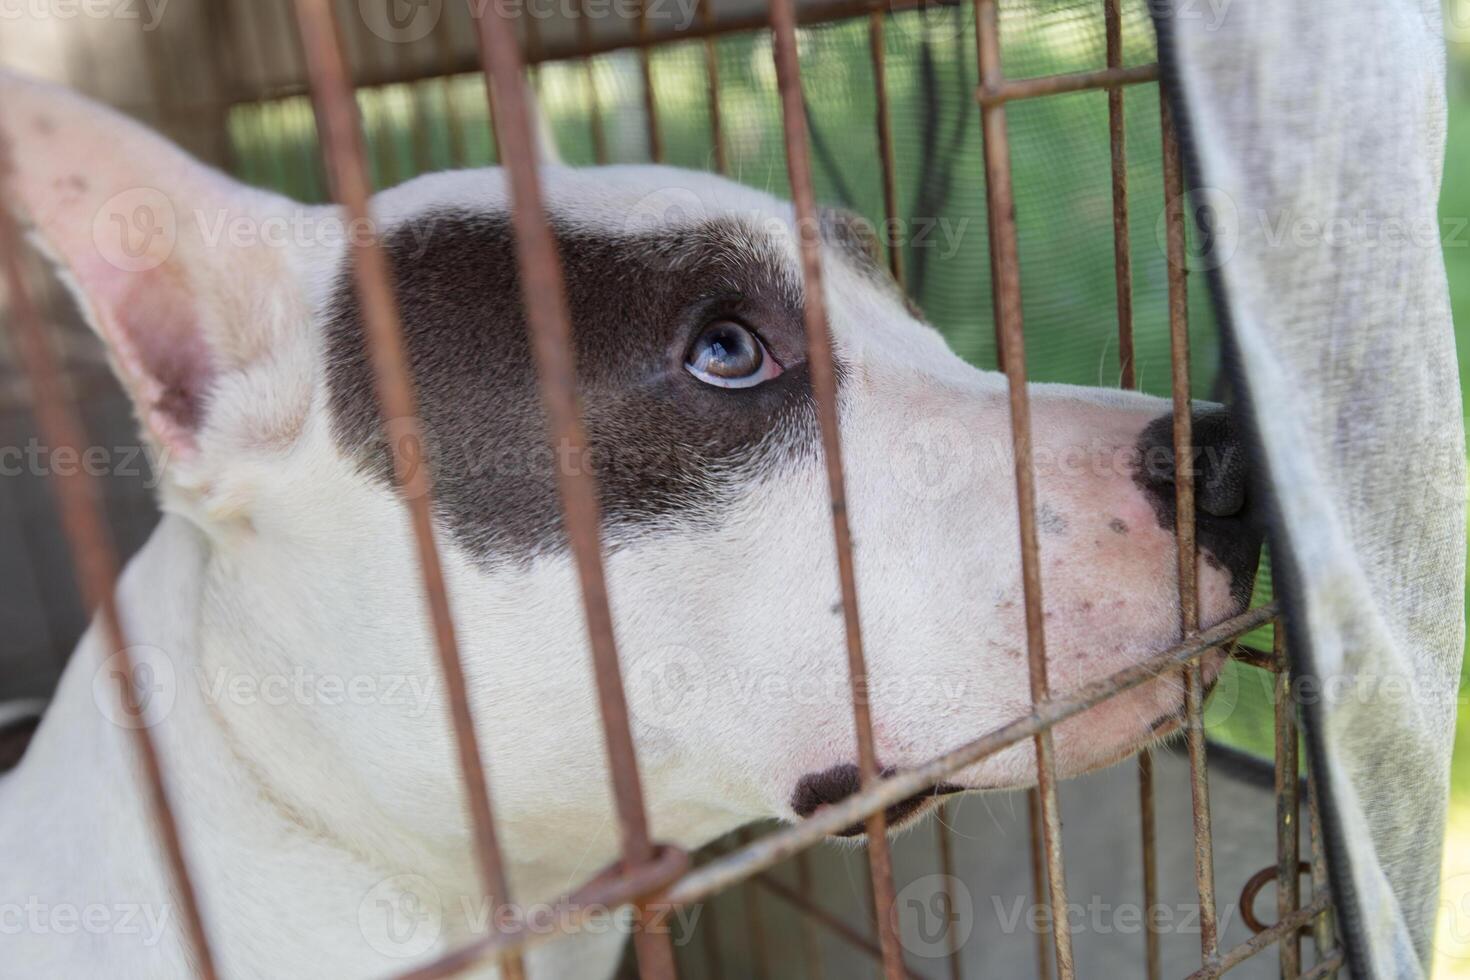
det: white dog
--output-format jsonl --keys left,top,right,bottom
{"left": 0, "top": 72, "right": 1258, "bottom": 978}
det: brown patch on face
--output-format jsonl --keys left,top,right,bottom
{"left": 325, "top": 210, "right": 827, "bottom": 562}
{"left": 1108, "top": 517, "right": 1129, "bottom": 534}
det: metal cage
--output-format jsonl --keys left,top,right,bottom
{"left": 0, "top": 0, "right": 1342, "bottom": 978}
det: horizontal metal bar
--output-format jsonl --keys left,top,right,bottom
{"left": 390, "top": 844, "right": 690, "bottom": 980}
{"left": 665, "top": 603, "right": 1277, "bottom": 906}
{"left": 227, "top": 0, "right": 937, "bottom": 106}
{"left": 1183, "top": 892, "right": 1332, "bottom": 980}
{"left": 1230, "top": 643, "right": 1282, "bottom": 673}
{"left": 978, "top": 63, "right": 1160, "bottom": 106}
{"left": 376, "top": 603, "right": 1273, "bottom": 971}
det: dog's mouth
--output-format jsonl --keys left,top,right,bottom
{"left": 790, "top": 763, "right": 963, "bottom": 838}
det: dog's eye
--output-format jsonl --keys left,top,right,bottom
{"left": 685, "top": 320, "right": 783, "bottom": 388}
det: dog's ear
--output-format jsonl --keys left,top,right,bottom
{"left": 0, "top": 72, "right": 315, "bottom": 510}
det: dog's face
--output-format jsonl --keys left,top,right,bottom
{"left": 2, "top": 75, "right": 1259, "bottom": 852}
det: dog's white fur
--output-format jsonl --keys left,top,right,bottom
{"left": 0, "top": 73, "right": 1242, "bottom": 978}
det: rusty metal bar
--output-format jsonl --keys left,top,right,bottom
{"left": 393, "top": 843, "right": 689, "bottom": 980}
{"left": 637, "top": 0, "right": 663, "bottom": 161}
{"left": 290, "top": 5, "right": 528, "bottom": 979}
{"left": 1027, "top": 788, "right": 1055, "bottom": 980}
{"left": 739, "top": 827, "right": 772, "bottom": 980}
{"left": 667, "top": 604, "right": 1275, "bottom": 906}
{"left": 933, "top": 804, "right": 965, "bottom": 980}
{"left": 1307, "top": 758, "right": 1339, "bottom": 977}
{"left": 754, "top": 873, "right": 935, "bottom": 980}
{"left": 574, "top": 0, "right": 609, "bottom": 164}
{"left": 1161, "top": 83, "right": 1219, "bottom": 968}
{"left": 430, "top": 6, "right": 470, "bottom": 167}
{"left": 794, "top": 850, "right": 827, "bottom": 978}
{"left": 1104, "top": 0, "right": 1135, "bottom": 390}
{"left": 702, "top": 889, "right": 727, "bottom": 980}
{"left": 701, "top": 0, "right": 728, "bottom": 174}
{"left": 1138, "top": 748, "right": 1161, "bottom": 980}
{"left": 1274, "top": 628, "right": 1302, "bottom": 978}
{"left": 767, "top": 0, "right": 904, "bottom": 975}
{"left": 1233, "top": 643, "right": 1284, "bottom": 673}
{"left": 973, "top": 0, "right": 1075, "bottom": 973}
{"left": 977, "top": 63, "right": 1159, "bottom": 106}
{"left": 1100, "top": 7, "right": 1158, "bottom": 973}
{"left": 466, "top": 4, "right": 677, "bottom": 978}
{"left": 1183, "top": 893, "right": 1332, "bottom": 980}
{"left": 374, "top": 604, "right": 1273, "bottom": 977}
{"left": 869, "top": 10, "right": 903, "bottom": 285}
{"left": 0, "top": 131, "right": 220, "bottom": 980}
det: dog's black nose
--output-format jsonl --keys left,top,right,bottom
{"left": 1135, "top": 407, "right": 1261, "bottom": 603}
{"left": 1136, "top": 407, "right": 1248, "bottom": 518}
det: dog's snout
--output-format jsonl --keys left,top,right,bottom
{"left": 1137, "top": 407, "right": 1248, "bottom": 518}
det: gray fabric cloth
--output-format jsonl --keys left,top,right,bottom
{"left": 1153, "top": 2, "right": 1465, "bottom": 975}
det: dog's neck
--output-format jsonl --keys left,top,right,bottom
{"left": 0, "top": 514, "right": 744, "bottom": 977}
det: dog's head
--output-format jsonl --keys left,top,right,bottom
{"left": 1, "top": 74, "right": 1259, "bottom": 852}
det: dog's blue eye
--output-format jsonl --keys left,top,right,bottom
{"left": 685, "top": 320, "right": 783, "bottom": 389}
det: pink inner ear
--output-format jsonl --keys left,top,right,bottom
{"left": 102, "top": 264, "right": 216, "bottom": 456}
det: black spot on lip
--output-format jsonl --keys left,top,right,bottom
{"left": 790, "top": 763, "right": 963, "bottom": 837}
{"left": 324, "top": 209, "right": 835, "bottom": 563}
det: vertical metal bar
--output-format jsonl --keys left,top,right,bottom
{"left": 1102, "top": 5, "right": 1157, "bottom": 976}
{"left": 1027, "top": 788, "right": 1056, "bottom": 980}
{"left": 740, "top": 831, "right": 771, "bottom": 980}
{"left": 575, "top": 0, "right": 609, "bottom": 165}
{"left": 767, "top": 1, "right": 905, "bottom": 977}
{"left": 1307, "top": 757, "right": 1338, "bottom": 976}
{"left": 431, "top": 5, "right": 470, "bottom": 167}
{"left": 289, "top": 5, "right": 526, "bottom": 980}
{"left": 1274, "top": 628, "right": 1302, "bottom": 978}
{"left": 973, "top": 0, "right": 1075, "bottom": 974}
{"left": 701, "top": 0, "right": 727, "bottom": 175}
{"left": 796, "top": 851, "right": 826, "bottom": 978}
{"left": 0, "top": 155, "right": 219, "bottom": 980}
{"left": 1161, "top": 88, "right": 1219, "bottom": 966}
{"left": 1104, "top": 0, "right": 1134, "bottom": 389}
{"left": 934, "top": 804, "right": 965, "bottom": 980}
{"left": 702, "top": 895, "right": 727, "bottom": 980}
{"left": 868, "top": 11, "right": 903, "bottom": 286}
{"left": 466, "top": 5, "right": 676, "bottom": 979}
{"left": 1138, "top": 749, "right": 1161, "bottom": 980}
{"left": 637, "top": 0, "right": 663, "bottom": 162}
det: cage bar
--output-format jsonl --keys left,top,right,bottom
{"left": 701, "top": 0, "right": 729, "bottom": 174}
{"left": 934, "top": 806, "right": 966, "bottom": 980}
{"left": 289, "top": 4, "right": 529, "bottom": 978}
{"left": 766, "top": 0, "right": 907, "bottom": 975}
{"left": 467, "top": 2, "right": 681, "bottom": 977}
{"left": 1275, "top": 628, "right": 1302, "bottom": 977}
{"left": 869, "top": 10, "right": 903, "bottom": 284}
{"left": 794, "top": 850, "right": 827, "bottom": 978}
{"left": 0, "top": 135, "right": 220, "bottom": 980}
{"left": 1160, "top": 86, "right": 1221, "bottom": 966}
{"left": 972, "top": 0, "right": 1076, "bottom": 972}
{"left": 574, "top": 0, "right": 609, "bottom": 164}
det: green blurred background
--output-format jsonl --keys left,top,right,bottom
{"left": 223, "top": 4, "right": 1470, "bottom": 970}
